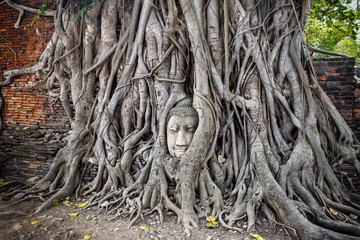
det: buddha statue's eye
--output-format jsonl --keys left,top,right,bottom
{"left": 187, "top": 127, "right": 195, "bottom": 133}
{"left": 169, "top": 127, "right": 178, "bottom": 133}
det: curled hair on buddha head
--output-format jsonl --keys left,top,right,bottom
{"left": 166, "top": 97, "right": 199, "bottom": 126}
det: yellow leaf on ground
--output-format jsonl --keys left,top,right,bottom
{"left": 251, "top": 233, "right": 266, "bottom": 240}
{"left": 31, "top": 221, "right": 40, "bottom": 225}
{"left": 29, "top": 209, "right": 36, "bottom": 213}
{"left": 206, "top": 216, "right": 216, "bottom": 222}
{"left": 236, "top": 222, "right": 241, "bottom": 228}
{"left": 27, "top": 178, "right": 32, "bottom": 182}
{"left": 84, "top": 235, "right": 92, "bottom": 239}
{"left": 44, "top": 226, "right": 48, "bottom": 231}
{"left": 139, "top": 226, "right": 149, "bottom": 230}
{"left": 86, "top": 216, "right": 93, "bottom": 220}
{"left": 63, "top": 200, "right": 69, "bottom": 205}
{"left": 77, "top": 200, "right": 89, "bottom": 208}
{"left": 52, "top": 199, "right": 58, "bottom": 206}
{"left": 330, "top": 208, "right": 338, "bottom": 215}
{"left": 204, "top": 221, "right": 218, "bottom": 228}
{"left": 68, "top": 212, "right": 79, "bottom": 217}
{"left": 0, "top": 179, "right": 4, "bottom": 183}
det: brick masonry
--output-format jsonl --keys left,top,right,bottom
{"left": 0, "top": 4, "right": 358, "bottom": 190}
{"left": 0, "top": 0, "right": 56, "bottom": 127}
{"left": 313, "top": 57, "right": 360, "bottom": 140}
{"left": 0, "top": 0, "right": 72, "bottom": 180}
{"left": 313, "top": 58, "right": 359, "bottom": 192}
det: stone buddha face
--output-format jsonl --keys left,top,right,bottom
{"left": 166, "top": 98, "right": 199, "bottom": 158}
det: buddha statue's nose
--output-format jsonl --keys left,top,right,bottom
{"left": 176, "top": 130, "right": 188, "bottom": 147}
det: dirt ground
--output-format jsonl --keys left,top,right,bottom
{"left": 0, "top": 197, "right": 292, "bottom": 240}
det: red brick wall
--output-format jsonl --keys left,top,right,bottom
{"left": 313, "top": 57, "right": 359, "bottom": 140}
{"left": 354, "top": 81, "right": 360, "bottom": 138}
{"left": 0, "top": 1, "right": 72, "bottom": 180}
{"left": 313, "top": 58, "right": 359, "bottom": 192}
{"left": 0, "top": 0, "right": 54, "bottom": 127}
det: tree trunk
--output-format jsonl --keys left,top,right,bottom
{"left": 2, "top": 0, "right": 360, "bottom": 239}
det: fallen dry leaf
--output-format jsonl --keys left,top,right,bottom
{"left": 330, "top": 208, "right": 338, "bottom": 215}
{"left": 205, "top": 216, "right": 218, "bottom": 228}
{"left": 0, "top": 178, "right": 4, "bottom": 183}
{"left": 218, "top": 155, "right": 226, "bottom": 165}
{"left": 63, "top": 200, "right": 69, "bottom": 205}
{"left": 68, "top": 212, "right": 79, "bottom": 217}
{"left": 83, "top": 235, "right": 92, "bottom": 239}
{"left": 206, "top": 216, "right": 216, "bottom": 222}
{"left": 77, "top": 200, "right": 89, "bottom": 208}
{"left": 139, "top": 225, "right": 149, "bottom": 230}
{"left": 204, "top": 221, "right": 218, "bottom": 228}
{"left": 251, "top": 233, "right": 266, "bottom": 240}
{"left": 31, "top": 221, "right": 40, "bottom": 225}
{"left": 52, "top": 199, "right": 58, "bottom": 206}
{"left": 86, "top": 215, "right": 93, "bottom": 220}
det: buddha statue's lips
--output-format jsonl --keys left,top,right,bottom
{"left": 174, "top": 149, "right": 186, "bottom": 152}
{"left": 174, "top": 149, "right": 187, "bottom": 157}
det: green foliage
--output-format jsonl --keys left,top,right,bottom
{"left": 306, "top": 0, "right": 360, "bottom": 73}
{"left": 75, "top": 0, "right": 94, "bottom": 20}
{"left": 335, "top": 38, "right": 360, "bottom": 57}
{"left": 307, "top": 0, "right": 360, "bottom": 43}
{"left": 335, "top": 38, "right": 360, "bottom": 75}
{"left": 24, "top": 0, "right": 49, "bottom": 30}
{"left": 22, "top": 0, "right": 94, "bottom": 28}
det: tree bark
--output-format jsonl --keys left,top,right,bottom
{"left": 2, "top": 0, "right": 360, "bottom": 239}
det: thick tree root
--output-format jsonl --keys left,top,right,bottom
{"left": 2, "top": 0, "right": 360, "bottom": 239}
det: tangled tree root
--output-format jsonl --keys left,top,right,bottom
{"left": 1, "top": 0, "right": 360, "bottom": 239}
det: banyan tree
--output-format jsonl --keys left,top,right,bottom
{"left": 1, "top": 0, "right": 360, "bottom": 239}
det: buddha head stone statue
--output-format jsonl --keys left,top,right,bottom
{"left": 166, "top": 98, "right": 199, "bottom": 158}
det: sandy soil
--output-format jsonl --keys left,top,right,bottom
{"left": 0, "top": 198, "right": 292, "bottom": 240}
